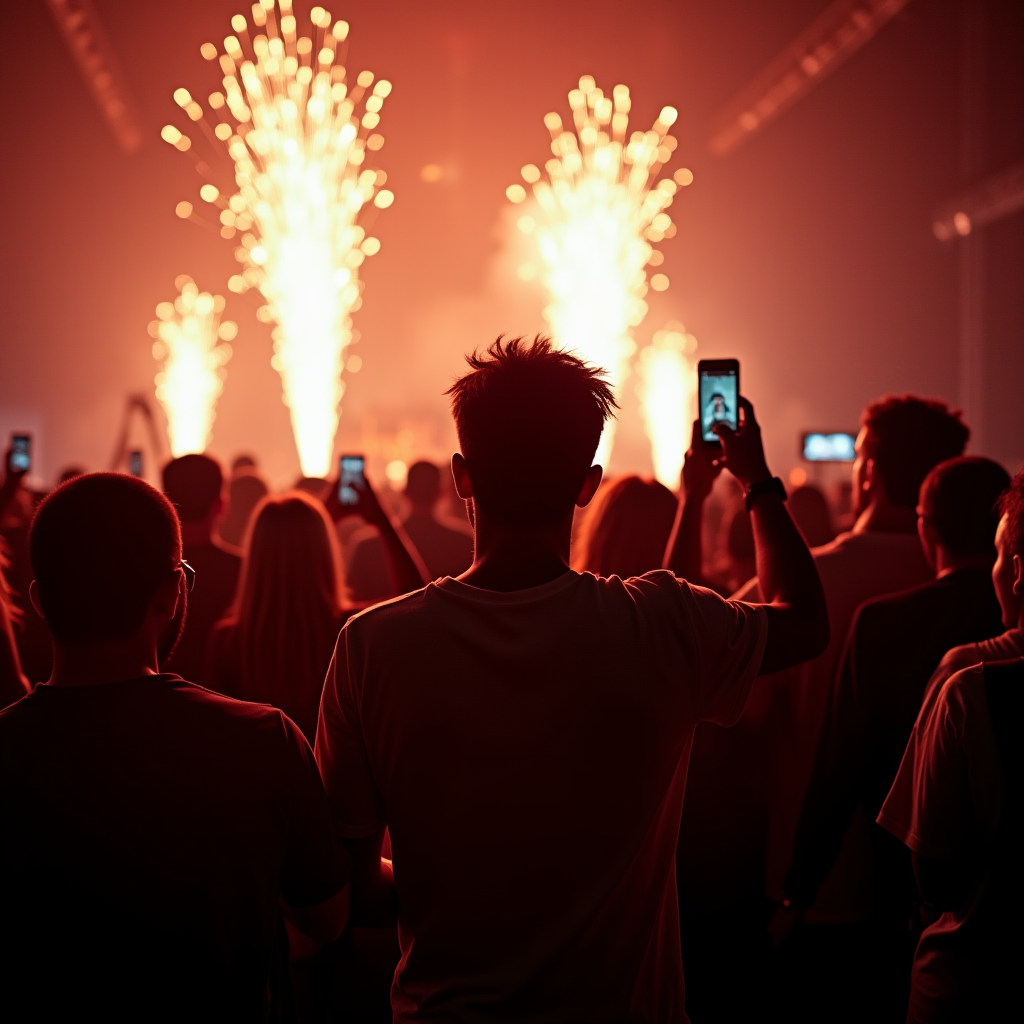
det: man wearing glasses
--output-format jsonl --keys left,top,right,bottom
{"left": 0, "top": 473, "right": 349, "bottom": 1019}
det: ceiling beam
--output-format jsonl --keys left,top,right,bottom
{"left": 44, "top": 0, "right": 142, "bottom": 154}
{"left": 932, "top": 159, "right": 1024, "bottom": 240}
{"left": 709, "top": 0, "right": 911, "bottom": 157}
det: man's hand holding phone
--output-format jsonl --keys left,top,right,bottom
{"left": 710, "top": 397, "right": 772, "bottom": 490}
{"left": 682, "top": 420, "right": 723, "bottom": 501}
{"left": 325, "top": 455, "right": 387, "bottom": 526}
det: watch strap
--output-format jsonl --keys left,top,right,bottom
{"left": 745, "top": 475, "right": 787, "bottom": 512}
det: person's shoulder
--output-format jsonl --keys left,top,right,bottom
{"left": 853, "top": 576, "right": 941, "bottom": 628}
{"left": 935, "top": 631, "right": 1021, "bottom": 678}
{"left": 170, "top": 677, "right": 306, "bottom": 745}
{"left": 342, "top": 584, "right": 432, "bottom": 634}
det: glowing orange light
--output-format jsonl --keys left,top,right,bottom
{"left": 510, "top": 76, "right": 685, "bottom": 467}
{"left": 164, "top": 1, "right": 392, "bottom": 477}
{"left": 636, "top": 321, "right": 698, "bottom": 489}
{"left": 150, "top": 277, "right": 233, "bottom": 456}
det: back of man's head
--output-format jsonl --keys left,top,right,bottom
{"left": 162, "top": 453, "right": 224, "bottom": 523}
{"left": 30, "top": 473, "right": 181, "bottom": 644}
{"left": 406, "top": 461, "right": 441, "bottom": 509}
{"left": 861, "top": 395, "right": 970, "bottom": 508}
{"left": 998, "top": 469, "right": 1024, "bottom": 562}
{"left": 919, "top": 457, "right": 1010, "bottom": 558}
{"left": 447, "top": 335, "right": 617, "bottom": 526}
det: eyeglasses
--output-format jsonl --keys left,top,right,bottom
{"left": 177, "top": 559, "right": 196, "bottom": 592}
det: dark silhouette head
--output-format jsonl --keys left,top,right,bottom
{"left": 788, "top": 484, "right": 835, "bottom": 548}
{"left": 859, "top": 396, "right": 969, "bottom": 509}
{"left": 57, "top": 466, "right": 86, "bottom": 485}
{"left": 574, "top": 475, "right": 677, "bottom": 578}
{"left": 29, "top": 473, "right": 181, "bottom": 644}
{"left": 162, "top": 454, "right": 224, "bottom": 524}
{"left": 231, "top": 453, "right": 258, "bottom": 474}
{"left": 406, "top": 461, "right": 441, "bottom": 513}
{"left": 447, "top": 335, "right": 617, "bottom": 526}
{"left": 919, "top": 456, "right": 1010, "bottom": 559}
{"left": 219, "top": 470, "right": 269, "bottom": 549}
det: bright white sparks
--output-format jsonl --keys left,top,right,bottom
{"left": 149, "top": 276, "right": 235, "bottom": 457}
{"left": 512, "top": 76, "right": 686, "bottom": 467}
{"left": 636, "top": 321, "right": 698, "bottom": 490}
{"left": 164, "top": 1, "right": 392, "bottom": 477}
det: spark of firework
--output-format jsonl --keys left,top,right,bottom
{"left": 162, "top": 1, "right": 393, "bottom": 477}
{"left": 636, "top": 321, "right": 698, "bottom": 490}
{"left": 509, "top": 76, "right": 692, "bottom": 467}
{"left": 149, "top": 276, "right": 236, "bottom": 457}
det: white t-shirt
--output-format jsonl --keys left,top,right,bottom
{"left": 733, "top": 529, "right": 932, "bottom": 914}
{"left": 315, "top": 569, "right": 767, "bottom": 1023}
{"left": 917, "top": 628, "right": 1024, "bottom": 725}
{"left": 878, "top": 663, "right": 1019, "bottom": 1022}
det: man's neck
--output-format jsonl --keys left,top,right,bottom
{"left": 459, "top": 514, "right": 573, "bottom": 593}
{"left": 181, "top": 519, "right": 216, "bottom": 547}
{"left": 47, "top": 638, "right": 160, "bottom": 688}
{"left": 934, "top": 550, "right": 994, "bottom": 578}
{"left": 853, "top": 500, "right": 918, "bottom": 534}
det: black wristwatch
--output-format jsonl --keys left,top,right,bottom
{"left": 745, "top": 475, "right": 787, "bottom": 512}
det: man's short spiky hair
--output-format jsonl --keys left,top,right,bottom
{"left": 999, "top": 468, "right": 1024, "bottom": 560}
{"left": 861, "top": 395, "right": 970, "bottom": 508}
{"left": 447, "top": 335, "right": 617, "bottom": 525}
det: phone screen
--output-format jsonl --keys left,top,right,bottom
{"left": 9, "top": 435, "right": 31, "bottom": 473}
{"left": 338, "top": 455, "right": 366, "bottom": 506}
{"left": 698, "top": 361, "right": 739, "bottom": 443}
{"left": 802, "top": 432, "right": 856, "bottom": 462}
{"left": 129, "top": 450, "right": 144, "bottom": 477}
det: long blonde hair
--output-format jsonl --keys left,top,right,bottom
{"left": 573, "top": 475, "right": 678, "bottom": 579}
{"left": 234, "top": 491, "right": 344, "bottom": 733}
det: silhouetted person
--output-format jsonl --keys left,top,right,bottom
{"left": 732, "top": 396, "right": 969, "bottom": 944}
{"left": 879, "top": 653, "right": 1023, "bottom": 1022}
{"left": 218, "top": 469, "right": 269, "bottom": 549}
{"left": 162, "top": 453, "right": 241, "bottom": 684}
{"left": 207, "top": 477, "right": 426, "bottom": 745}
{"left": 780, "top": 456, "right": 1009, "bottom": 1021}
{"left": 347, "top": 460, "right": 473, "bottom": 602}
{"left": 788, "top": 483, "right": 835, "bottom": 548}
{"left": 572, "top": 474, "right": 678, "bottom": 578}
{"left": 915, "top": 467, "right": 1024, "bottom": 721}
{"left": 231, "top": 453, "right": 258, "bottom": 474}
{"left": 315, "top": 336, "right": 828, "bottom": 1021}
{"left": 0, "top": 473, "right": 349, "bottom": 1019}
{"left": 0, "top": 541, "right": 28, "bottom": 710}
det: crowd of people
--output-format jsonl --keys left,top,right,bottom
{"left": 0, "top": 334, "right": 1020, "bottom": 1022}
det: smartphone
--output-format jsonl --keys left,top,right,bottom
{"left": 129, "top": 449, "right": 144, "bottom": 477}
{"left": 698, "top": 359, "right": 740, "bottom": 444}
{"left": 802, "top": 431, "right": 857, "bottom": 462}
{"left": 338, "top": 454, "right": 366, "bottom": 506}
{"left": 9, "top": 434, "right": 31, "bottom": 473}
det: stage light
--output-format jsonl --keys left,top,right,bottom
{"left": 149, "top": 277, "right": 233, "bottom": 457}
{"left": 510, "top": 76, "right": 685, "bottom": 467}
{"left": 636, "top": 322, "right": 698, "bottom": 490}
{"left": 163, "top": 1, "right": 392, "bottom": 477}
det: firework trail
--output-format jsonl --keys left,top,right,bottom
{"left": 508, "top": 75, "right": 692, "bottom": 467}
{"left": 162, "top": 1, "right": 393, "bottom": 477}
{"left": 149, "top": 276, "right": 236, "bottom": 456}
{"left": 636, "top": 321, "right": 698, "bottom": 490}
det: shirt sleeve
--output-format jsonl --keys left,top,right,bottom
{"left": 278, "top": 714, "right": 352, "bottom": 908}
{"left": 877, "top": 668, "right": 974, "bottom": 861}
{"left": 676, "top": 578, "right": 768, "bottom": 727}
{"left": 314, "top": 625, "right": 387, "bottom": 838}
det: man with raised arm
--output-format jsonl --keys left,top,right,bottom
{"left": 316, "top": 336, "right": 828, "bottom": 1023}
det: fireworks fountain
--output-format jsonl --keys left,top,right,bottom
{"left": 162, "top": 1, "right": 393, "bottom": 477}
{"left": 508, "top": 76, "right": 692, "bottom": 467}
{"left": 149, "top": 276, "right": 236, "bottom": 457}
{"left": 636, "top": 321, "right": 698, "bottom": 490}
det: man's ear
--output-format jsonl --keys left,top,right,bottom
{"left": 150, "top": 573, "right": 182, "bottom": 621}
{"left": 28, "top": 580, "right": 44, "bottom": 621}
{"left": 576, "top": 464, "right": 604, "bottom": 508}
{"left": 1013, "top": 554, "right": 1023, "bottom": 596}
{"left": 862, "top": 457, "right": 877, "bottom": 496}
{"left": 451, "top": 453, "right": 473, "bottom": 501}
